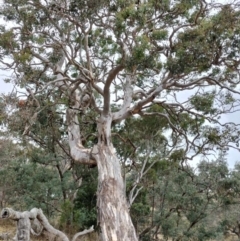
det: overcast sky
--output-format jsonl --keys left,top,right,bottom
{"left": 0, "top": 77, "right": 13, "bottom": 94}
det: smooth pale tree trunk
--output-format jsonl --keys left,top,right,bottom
{"left": 88, "top": 114, "right": 138, "bottom": 241}
{"left": 67, "top": 98, "right": 139, "bottom": 240}
{"left": 92, "top": 145, "right": 138, "bottom": 241}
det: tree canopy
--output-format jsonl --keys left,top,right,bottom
{"left": 0, "top": 0, "right": 240, "bottom": 241}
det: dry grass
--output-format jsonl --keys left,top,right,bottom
{"left": 0, "top": 219, "right": 16, "bottom": 240}
{"left": 3, "top": 219, "right": 237, "bottom": 241}
{"left": 0, "top": 219, "right": 98, "bottom": 241}
{"left": 0, "top": 219, "right": 49, "bottom": 241}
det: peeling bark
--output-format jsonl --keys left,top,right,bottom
{"left": 66, "top": 93, "right": 139, "bottom": 240}
{"left": 92, "top": 145, "right": 138, "bottom": 241}
{"left": 66, "top": 107, "right": 96, "bottom": 165}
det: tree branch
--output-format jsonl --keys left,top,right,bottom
{"left": 113, "top": 73, "right": 135, "bottom": 122}
{"left": 103, "top": 65, "right": 124, "bottom": 115}
{"left": 72, "top": 226, "right": 94, "bottom": 241}
{"left": 66, "top": 107, "right": 96, "bottom": 165}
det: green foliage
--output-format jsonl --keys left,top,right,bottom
{"left": 73, "top": 177, "right": 97, "bottom": 229}
{"left": 190, "top": 92, "right": 216, "bottom": 115}
{"left": 60, "top": 168, "right": 98, "bottom": 231}
{"left": 0, "top": 154, "right": 62, "bottom": 215}
{"left": 166, "top": 6, "right": 240, "bottom": 74}
{"left": 59, "top": 200, "right": 74, "bottom": 229}
{"left": 113, "top": 104, "right": 170, "bottom": 159}
{"left": 126, "top": 149, "right": 240, "bottom": 240}
{"left": 151, "top": 30, "right": 168, "bottom": 40}
{"left": 130, "top": 189, "right": 151, "bottom": 227}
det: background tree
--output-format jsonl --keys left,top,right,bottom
{"left": 0, "top": 0, "right": 240, "bottom": 241}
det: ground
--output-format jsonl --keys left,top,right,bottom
{"left": 0, "top": 219, "right": 45, "bottom": 240}
{"left": 0, "top": 219, "right": 239, "bottom": 241}
{"left": 0, "top": 219, "right": 98, "bottom": 241}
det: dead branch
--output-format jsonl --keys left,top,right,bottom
{"left": 0, "top": 208, "right": 94, "bottom": 241}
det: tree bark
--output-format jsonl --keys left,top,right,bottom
{"left": 67, "top": 90, "right": 139, "bottom": 240}
{"left": 0, "top": 208, "right": 69, "bottom": 241}
{"left": 92, "top": 144, "right": 138, "bottom": 241}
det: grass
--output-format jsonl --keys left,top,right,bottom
{"left": 0, "top": 219, "right": 97, "bottom": 241}
{"left": 0, "top": 219, "right": 16, "bottom": 239}
{"left": 1, "top": 219, "right": 239, "bottom": 241}
{"left": 0, "top": 219, "right": 49, "bottom": 241}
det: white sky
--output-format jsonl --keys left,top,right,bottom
{"left": 0, "top": 78, "right": 14, "bottom": 93}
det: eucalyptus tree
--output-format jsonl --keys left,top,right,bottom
{"left": 127, "top": 156, "right": 229, "bottom": 240}
{"left": 0, "top": 0, "right": 240, "bottom": 240}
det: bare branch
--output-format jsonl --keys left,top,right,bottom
{"left": 113, "top": 73, "right": 135, "bottom": 122}
{"left": 1, "top": 208, "right": 69, "bottom": 241}
{"left": 66, "top": 108, "right": 96, "bottom": 165}
{"left": 71, "top": 226, "right": 94, "bottom": 241}
{"left": 103, "top": 65, "right": 124, "bottom": 115}
{"left": 113, "top": 73, "right": 171, "bottom": 122}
